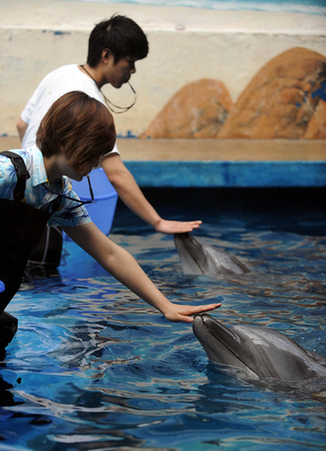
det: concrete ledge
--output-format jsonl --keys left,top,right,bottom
{"left": 117, "top": 138, "right": 326, "bottom": 161}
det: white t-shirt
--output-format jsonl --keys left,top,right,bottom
{"left": 21, "top": 64, "right": 119, "bottom": 155}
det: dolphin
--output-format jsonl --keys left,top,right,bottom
{"left": 174, "top": 233, "right": 249, "bottom": 277}
{"left": 193, "top": 314, "right": 326, "bottom": 383}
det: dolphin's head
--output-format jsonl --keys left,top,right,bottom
{"left": 174, "top": 233, "right": 249, "bottom": 277}
{"left": 174, "top": 233, "right": 207, "bottom": 275}
{"left": 193, "top": 314, "right": 326, "bottom": 382}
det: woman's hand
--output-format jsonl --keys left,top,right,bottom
{"left": 162, "top": 302, "right": 222, "bottom": 323}
{"left": 64, "top": 223, "right": 220, "bottom": 324}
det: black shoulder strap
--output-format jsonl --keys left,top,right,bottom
{"left": 1, "top": 151, "right": 30, "bottom": 202}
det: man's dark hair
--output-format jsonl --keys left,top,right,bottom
{"left": 87, "top": 14, "right": 149, "bottom": 67}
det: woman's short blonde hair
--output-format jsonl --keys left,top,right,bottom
{"left": 36, "top": 91, "right": 116, "bottom": 175}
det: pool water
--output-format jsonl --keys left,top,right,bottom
{"left": 1, "top": 189, "right": 326, "bottom": 450}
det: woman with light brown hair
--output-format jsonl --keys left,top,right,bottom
{"left": 1, "top": 91, "right": 221, "bottom": 344}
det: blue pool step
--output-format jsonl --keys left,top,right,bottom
{"left": 124, "top": 160, "right": 326, "bottom": 188}
{"left": 70, "top": 167, "right": 118, "bottom": 236}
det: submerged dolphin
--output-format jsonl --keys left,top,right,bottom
{"left": 193, "top": 314, "right": 326, "bottom": 383}
{"left": 174, "top": 233, "right": 249, "bottom": 277}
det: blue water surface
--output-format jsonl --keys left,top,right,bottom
{"left": 1, "top": 197, "right": 326, "bottom": 450}
{"left": 61, "top": 0, "right": 326, "bottom": 15}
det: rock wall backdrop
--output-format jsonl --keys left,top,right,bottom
{"left": 141, "top": 47, "right": 326, "bottom": 139}
{"left": 1, "top": 1, "right": 325, "bottom": 141}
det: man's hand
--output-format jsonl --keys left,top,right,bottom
{"left": 154, "top": 219, "right": 202, "bottom": 234}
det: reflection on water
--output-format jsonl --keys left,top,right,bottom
{"left": 0, "top": 205, "right": 325, "bottom": 450}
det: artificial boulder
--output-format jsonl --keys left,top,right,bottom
{"left": 140, "top": 78, "right": 232, "bottom": 139}
{"left": 218, "top": 47, "right": 326, "bottom": 139}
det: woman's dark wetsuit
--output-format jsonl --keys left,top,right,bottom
{"left": 0, "top": 151, "right": 60, "bottom": 345}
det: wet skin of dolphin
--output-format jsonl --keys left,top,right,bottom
{"left": 193, "top": 314, "right": 326, "bottom": 382}
{"left": 174, "top": 233, "right": 249, "bottom": 277}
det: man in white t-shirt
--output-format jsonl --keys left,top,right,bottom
{"left": 20, "top": 65, "right": 119, "bottom": 152}
{"left": 17, "top": 15, "right": 202, "bottom": 238}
